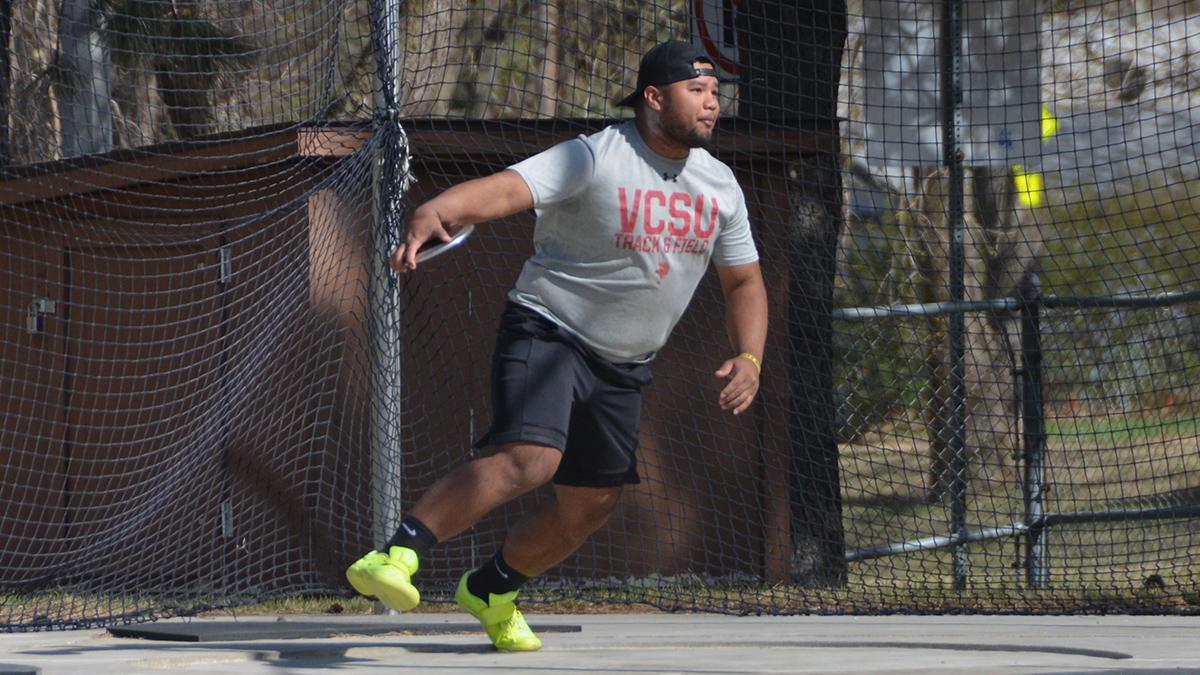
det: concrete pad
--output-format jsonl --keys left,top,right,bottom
{"left": 108, "top": 617, "right": 580, "bottom": 642}
{"left": 0, "top": 613, "right": 1197, "bottom": 674}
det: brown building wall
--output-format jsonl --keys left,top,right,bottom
{"left": 0, "top": 122, "right": 830, "bottom": 594}
{"left": 0, "top": 138, "right": 375, "bottom": 594}
{"left": 0, "top": 235, "right": 68, "bottom": 585}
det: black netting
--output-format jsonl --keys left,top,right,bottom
{"left": 2, "top": 0, "right": 1199, "bottom": 630}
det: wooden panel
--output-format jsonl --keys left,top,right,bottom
{"left": 739, "top": 161, "right": 798, "bottom": 584}
{"left": 220, "top": 181, "right": 375, "bottom": 592}
{"left": 304, "top": 185, "right": 374, "bottom": 571}
{"left": 6, "top": 162, "right": 381, "bottom": 594}
{"left": 63, "top": 238, "right": 226, "bottom": 590}
{"left": 11, "top": 162, "right": 331, "bottom": 227}
{"left": 0, "top": 232, "right": 68, "bottom": 585}
{"left": 0, "top": 124, "right": 324, "bottom": 207}
{"left": 217, "top": 210, "right": 315, "bottom": 593}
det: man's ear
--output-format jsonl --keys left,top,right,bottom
{"left": 644, "top": 85, "right": 665, "bottom": 112}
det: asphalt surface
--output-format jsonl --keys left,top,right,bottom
{"left": 1, "top": 612, "right": 1198, "bottom": 674}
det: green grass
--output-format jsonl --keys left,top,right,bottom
{"left": 1047, "top": 413, "right": 1200, "bottom": 444}
{"left": 836, "top": 410, "right": 1200, "bottom": 601}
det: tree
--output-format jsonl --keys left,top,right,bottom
{"left": 103, "top": 0, "right": 253, "bottom": 139}
{"left": 838, "top": 1, "right": 1044, "bottom": 503}
{"left": 48, "top": 0, "right": 253, "bottom": 160}
{"left": 0, "top": 0, "right": 13, "bottom": 164}
{"left": 915, "top": 166, "right": 1041, "bottom": 501}
{"left": 56, "top": 0, "right": 113, "bottom": 157}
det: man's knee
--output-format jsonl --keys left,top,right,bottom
{"left": 554, "top": 485, "right": 622, "bottom": 534}
{"left": 491, "top": 442, "right": 561, "bottom": 490}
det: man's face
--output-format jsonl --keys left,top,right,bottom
{"left": 650, "top": 61, "right": 721, "bottom": 149}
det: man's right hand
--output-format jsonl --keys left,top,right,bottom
{"left": 390, "top": 206, "right": 452, "bottom": 274}
{"left": 387, "top": 170, "right": 534, "bottom": 274}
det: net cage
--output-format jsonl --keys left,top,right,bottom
{"left": 1, "top": 0, "right": 1199, "bottom": 629}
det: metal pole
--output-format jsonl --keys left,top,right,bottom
{"left": 831, "top": 287, "right": 1200, "bottom": 321}
{"left": 1019, "top": 274, "right": 1047, "bottom": 587}
{"left": 940, "top": 0, "right": 969, "bottom": 591}
{"left": 369, "top": 179, "right": 402, "bottom": 555}
{"left": 368, "top": 0, "right": 405, "bottom": 555}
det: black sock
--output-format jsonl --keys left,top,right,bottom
{"left": 467, "top": 550, "right": 529, "bottom": 600}
{"left": 384, "top": 515, "right": 438, "bottom": 560}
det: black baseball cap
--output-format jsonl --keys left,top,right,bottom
{"left": 616, "top": 40, "right": 734, "bottom": 108}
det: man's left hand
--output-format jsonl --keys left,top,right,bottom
{"left": 714, "top": 356, "right": 760, "bottom": 416}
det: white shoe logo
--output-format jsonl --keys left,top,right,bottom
{"left": 401, "top": 523, "right": 417, "bottom": 537}
{"left": 495, "top": 561, "right": 509, "bottom": 580}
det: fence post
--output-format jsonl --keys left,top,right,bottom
{"left": 1019, "top": 273, "right": 1048, "bottom": 587}
{"left": 940, "top": 0, "right": 969, "bottom": 590}
{"left": 367, "top": 0, "right": 406, "bottom": 568}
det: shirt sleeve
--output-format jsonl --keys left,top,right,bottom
{"left": 508, "top": 136, "right": 596, "bottom": 207}
{"left": 712, "top": 184, "right": 759, "bottom": 267}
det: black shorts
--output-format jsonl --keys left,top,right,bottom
{"left": 475, "top": 303, "right": 653, "bottom": 487}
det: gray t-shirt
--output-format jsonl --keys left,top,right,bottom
{"left": 507, "top": 121, "right": 758, "bottom": 363}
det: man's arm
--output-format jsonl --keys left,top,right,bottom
{"left": 714, "top": 261, "right": 768, "bottom": 416}
{"left": 391, "top": 169, "right": 533, "bottom": 273}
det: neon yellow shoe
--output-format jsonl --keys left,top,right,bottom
{"left": 345, "top": 546, "right": 420, "bottom": 611}
{"left": 455, "top": 571, "right": 542, "bottom": 652}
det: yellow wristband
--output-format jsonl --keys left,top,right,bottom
{"left": 737, "top": 352, "right": 762, "bottom": 374}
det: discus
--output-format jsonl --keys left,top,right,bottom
{"left": 415, "top": 225, "right": 475, "bottom": 264}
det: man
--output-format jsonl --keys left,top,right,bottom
{"left": 346, "top": 40, "right": 767, "bottom": 652}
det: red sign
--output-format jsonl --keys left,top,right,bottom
{"left": 691, "top": 0, "right": 741, "bottom": 77}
